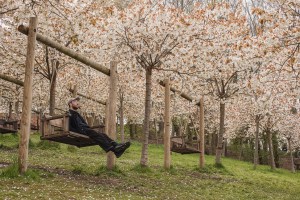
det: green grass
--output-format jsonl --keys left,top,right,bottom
{"left": 0, "top": 133, "right": 299, "bottom": 200}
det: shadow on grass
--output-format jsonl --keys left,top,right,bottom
{"left": 158, "top": 165, "right": 179, "bottom": 175}
{"left": 0, "top": 160, "right": 53, "bottom": 180}
{"left": 195, "top": 163, "right": 233, "bottom": 176}
{"left": 0, "top": 144, "right": 15, "bottom": 150}
{"left": 36, "top": 140, "right": 60, "bottom": 150}
{"left": 131, "top": 164, "right": 152, "bottom": 174}
{"left": 95, "top": 165, "right": 125, "bottom": 177}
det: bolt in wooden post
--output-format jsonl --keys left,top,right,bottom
{"left": 106, "top": 61, "right": 118, "bottom": 170}
{"left": 164, "top": 78, "right": 171, "bottom": 169}
{"left": 18, "top": 17, "right": 37, "bottom": 174}
{"left": 199, "top": 97, "right": 205, "bottom": 168}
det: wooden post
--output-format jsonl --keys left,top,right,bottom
{"left": 105, "top": 100, "right": 110, "bottom": 134}
{"left": 18, "top": 17, "right": 37, "bottom": 174}
{"left": 106, "top": 61, "right": 118, "bottom": 170}
{"left": 164, "top": 78, "right": 171, "bottom": 169}
{"left": 199, "top": 97, "right": 205, "bottom": 168}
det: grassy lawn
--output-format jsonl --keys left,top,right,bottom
{"left": 0, "top": 133, "right": 299, "bottom": 200}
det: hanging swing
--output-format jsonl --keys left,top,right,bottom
{"left": 41, "top": 76, "right": 105, "bottom": 147}
{"left": 41, "top": 113, "right": 104, "bottom": 147}
{"left": 0, "top": 118, "right": 18, "bottom": 134}
{"left": 170, "top": 101, "right": 200, "bottom": 154}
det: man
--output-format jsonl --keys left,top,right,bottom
{"left": 68, "top": 97, "right": 130, "bottom": 158}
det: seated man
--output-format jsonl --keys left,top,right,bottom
{"left": 67, "top": 97, "right": 130, "bottom": 158}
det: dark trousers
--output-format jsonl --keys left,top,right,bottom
{"left": 83, "top": 128, "right": 115, "bottom": 152}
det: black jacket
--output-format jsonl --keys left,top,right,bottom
{"left": 68, "top": 109, "right": 90, "bottom": 134}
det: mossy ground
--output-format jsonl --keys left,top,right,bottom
{"left": 0, "top": 133, "right": 299, "bottom": 200}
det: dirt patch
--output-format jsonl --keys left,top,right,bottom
{"left": 30, "top": 165, "right": 122, "bottom": 186}
{"left": 0, "top": 161, "right": 10, "bottom": 168}
{"left": 188, "top": 171, "right": 238, "bottom": 183}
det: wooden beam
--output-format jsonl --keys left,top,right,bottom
{"left": 159, "top": 80, "right": 195, "bottom": 103}
{"left": 164, "top": 78, "right": 171, "bottom": 169}
{"left": 18, "top": 25, "right": 110, "bottom": 76}
{"left": 18, "top": 17, "right": 37, "bottom": 174}
{"left": 0, "top": 74, "right": 24, "bottom": 86}
{"left": 69, "top": 88, "right": 106, "bottom": 105}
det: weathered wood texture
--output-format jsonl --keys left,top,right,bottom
{"left": 164, "top": 78, "right": 171, "bottom": 169}
{"left": 18, "top": 17, "right": 37, "bottom": 174}
{"left": 106, "top": 61, "right": 118, "bottom": 169}
{"left": 41, "top": 114, "right": 103, "bottom": 147}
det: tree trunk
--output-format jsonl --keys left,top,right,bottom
{"left": 159, "top": 120, "right": 164, "bottom": 138}
{"left": 8, "top": 101, "right": 13, "bottom": 120}
{"left": 199, "top": 97, "right": 205, "bottom": 168}
{"left": 214, "top": 130, "right": 218, "bottom": 154}
{"left": 39, "top": 109, "right": 42, "bottom": 133}
{"left": 134, "top": 124, "right": 137, "bottom": 137}
{"left": 154, "top": 118, "right": 158, "bottom": 145}
{"left": 254, "top": 115, "right": 260, "bottom": 169}
{"left": 129, "top": 122, "right": 134, "bottom": 139}
{"left": 15, "top": 101, "right": 20, "bottom": 115}
{"left": 272, "top": 133, "right": 279, "bottom": 168}
{"left": 215, "top": 102, "right": 225, "bottom": 165}
{"left": 223, "top": 138, "right": 227, "bottom": 157}
{"left": 140, "top": 68, "right": 152, "bottom": 167}
{"left": 49, "top": 61, "right": 58, "bottom": 116}
{"left": 172, "top": 119, "right": 176, "bottom": 136}
{"left": 287, "top": 138, "right": 295, "bottom": 173}
{"left": 239, "top": 138, "right": 243, "bottom": 160}
{"left": 267, "top": 129, "right": 276, "bottom": 170}
{"left": 208, "top": 131, "right": 212, "bottom": 155}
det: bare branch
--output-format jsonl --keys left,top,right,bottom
{"left": 0, "top": 7, "right": 19, "bottom": 15}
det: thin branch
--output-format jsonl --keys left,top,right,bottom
{"left": 0, "top": 7, "right": 19, "bottom": 15}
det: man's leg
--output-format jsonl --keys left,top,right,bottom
{"left": 83, "top": 128, "right": 131, "bottom": 157}
{"left": 84, "top": 128, "right": 115, "bottom": 152}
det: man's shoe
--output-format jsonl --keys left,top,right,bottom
{"left": 113, "top": 142, "right": 131, "bottom": 158}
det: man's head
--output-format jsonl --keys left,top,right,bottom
{"left": 68, "top": 97, "right": 80, "bottom": 110}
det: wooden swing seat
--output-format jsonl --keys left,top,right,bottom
{"left": 41, "top": 114, "right": 104, "bottom": 148}
{"left": 294, "top": 158, "right": 300, "bottom": 170}
{"left": 0, "top": 119, "right": 18, "bottom": 134}
{"left": 171, "top": 136, "right": 200, "bottom": 154}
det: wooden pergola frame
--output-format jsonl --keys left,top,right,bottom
{"left": 17, "top": 17, "right": 118, "bottom": 173}
{"left": 159, "top": 79, "right": 205, "bottom": 168}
